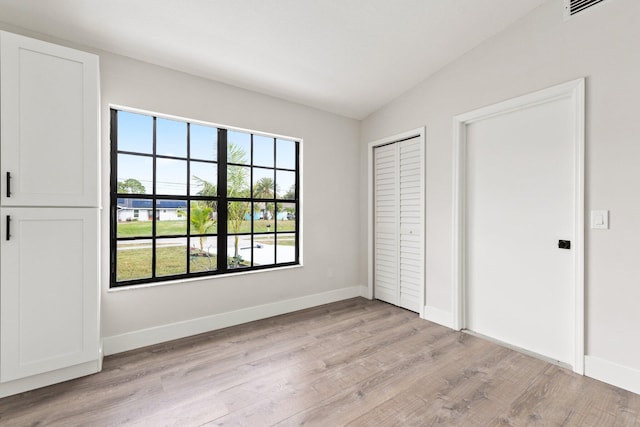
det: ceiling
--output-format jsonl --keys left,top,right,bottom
{"left": 0, "top": 0, "right": 549, "bottom": 119}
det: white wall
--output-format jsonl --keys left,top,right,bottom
{"left": 0, "top": 21, "right": 362, "bottom": 353}
{"left": 360, "top": 0, "right": 640, "bottom": 392}
{"left": 98, "top": 53, "right": 363, "bottom": 349}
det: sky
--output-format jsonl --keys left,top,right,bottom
{"left": 116, "top": 110, "right": 296, "bottom": 197}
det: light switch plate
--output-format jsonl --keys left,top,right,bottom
{"left": 591, "top": 210, "right": 609, "bottom": 229}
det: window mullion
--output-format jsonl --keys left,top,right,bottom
{"left": 186, "top": 123, "right": 191, "bottom": 274}
{"left": 217, "top": 129, "right": 228, "bottom": 271}
{"left": 110, "top": 109, "right": 118, "bottom": 286}
{"left": 250, "top": 134, "right": 254, "bottom": 267}
{"left": 151, "top": 116, "right": 157, "bottom": 278}
{"left": 295, "top": 140, "right": 300, "bottom": 263}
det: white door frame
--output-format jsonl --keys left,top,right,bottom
{"left": 452, "top": 79, "right": 585, "bottom": 374}
{"left": 368, "top": 127, "right": 426, "bottom": 318}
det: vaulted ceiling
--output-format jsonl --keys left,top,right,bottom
{"left": 0, "top": 0, "right": 549, "bottom": 119}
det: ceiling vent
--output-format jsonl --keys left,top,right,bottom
{"left": 564, "top": 0, "right": 608, "bottom": 19}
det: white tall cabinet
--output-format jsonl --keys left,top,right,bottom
{"left": 0, "top": 31, "right": 100, "bottom": 397}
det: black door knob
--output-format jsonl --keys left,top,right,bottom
{"left": 558, "top": 240, "right": 571, "bottom": 249}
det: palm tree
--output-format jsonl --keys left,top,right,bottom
{"left": 189, "top": 203, "right": 215, "bottom": 251}
{"left": 253, "top": 177, "right": 278, "bottom": 220}
{"left": 227, "top": 143, "right": 250, "bottom": 264}
{"left": 188, "top": 145, "right": 253, "bottom": 266}
{"left": 187, "top": 175, "right": 218, "bottom": 252}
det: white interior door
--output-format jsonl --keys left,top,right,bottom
{"left": 374, "top": 143, "right": 399, "bottom": 306}
{"left": 464, "top": 95, "right": 577, "bottom": 366}
{"left": 373, "top": 135, "right": 424, "bottom": 313}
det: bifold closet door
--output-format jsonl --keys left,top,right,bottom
{"left": 373, "top": 137, "right": 423, "bottom": 313}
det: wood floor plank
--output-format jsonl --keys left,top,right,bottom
{"left": 1, "top": 298, "right": 639, "bottom": 427}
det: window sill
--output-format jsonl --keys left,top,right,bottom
{"left": 106, "top": 263, "right": 304, "bottom": 292}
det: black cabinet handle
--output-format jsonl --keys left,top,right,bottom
{"left": 6, "top": 172, "right": 11, "bottom": 198}
{"left": 6, "top": 215, "right": 10, "bottom": 241}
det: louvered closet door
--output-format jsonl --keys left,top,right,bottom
{"left": 374, "top": 136, "right": 423, "bottom": 312}
{"left": 374, "top": 144, "right": 399, "bottom": 305}
{"left": 398, "top": 138, "right": 422, "bottom": 312}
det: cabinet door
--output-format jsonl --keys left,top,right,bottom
{"left": 0, "top": 208, "right": 99, "bottom": 382}
{"left": 0, "top": 31, "right": 99, "bottom": 207}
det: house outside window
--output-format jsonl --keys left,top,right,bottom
{"left": 110, "top": 108, "right": 300, "bottom": 287}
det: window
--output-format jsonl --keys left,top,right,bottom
{"left": 110, "top": 108, "right": 300, "bottom": 287}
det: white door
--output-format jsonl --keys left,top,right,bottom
{"left": 373, "top": 143, "right": 399, "bottom": 306}
{"left": 0, "top": 207, "right": 99, "bottom": 382}
{"left": 0, "top": 31, "right": 99, "bottom": 207}
{"left": 373, "top": 135, "right": 424, "bottom": 313}
{"left": 464, "top": 93, "right": 579, "bottom": 366}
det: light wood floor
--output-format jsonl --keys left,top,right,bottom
{"left": 1, "top": 298, "right": 639, "bottom": 426}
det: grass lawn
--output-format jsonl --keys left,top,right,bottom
{"left": 254, "top": 235, "right": 296, "bottom": 246}
{"left": 117, "top": 245, "right": 217, "bottom": 281}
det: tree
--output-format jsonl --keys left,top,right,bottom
{"left": 283, "top": 184, "right": 295, "bottom": 200}
{"left": 117, "top": 178, "right": 145, "bottom": 194}
{"left": 183, "top": 145, "right": 252, "bottom": 266}
{"left": 189, "top": 204, "right": 216, "bottom": 252}
{"left": 186, "top": 176, "right": 217, "bottom": 253}
{"left": 226, "top": 143, "right": 250, "bottom": 265}
{"left": 253, "top": 177, "right": 278, "bottom": 220}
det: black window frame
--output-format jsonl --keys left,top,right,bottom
{"left": 110, "top": 108, "right": 300, "bottom": 288}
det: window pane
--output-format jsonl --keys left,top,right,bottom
{"left": 228, "top": 131, "right": 250, "bottom": 165}
{"left": 117, "top": 240, "right": 152, "bottom": 281}
{"left": 253, "top": 202, "right": 274, "bottom": 230}
{"left": 157, "top": 158, "right": 187, "bottom": 195}
{"left": 118, "top": 111, "right": 153, "bottom": 154}
{"left": 253, "top": 234, "right": 275, "bottom": 266}
{"left": 190, "top": 236, "right": 217, "bottom": 273}
{"left": 227, "top": 165, "right": 250, "bottom": 196}
{"left": 276, "top": 138, "right": 296, "bottom": 169}
{"left": 189, "top": 200, "right": 218, "bottom": 235}
{"left": 117, "top": 154, "right": 152, "bottom": 194}
{"left": 253, "top": 135, "right": 274, "bottom": 167}
{"left": 227, "top": 235, "right": 252, "bottom": 269}
{"left": 156, "top": 238, "right": 187, "bottom": 277}
{"left": 253, "top": 168, "right": 275, "bottom": 198}
{"left": 157, "top": 118, "right": 187, "bottom": 157}
{"left": 116, "top": 198, "right": 152, "bottom": 237}
{"left": 191, "top": 124, "right": 217, "bottom": 161}
{"left": 276, "top": 233, "right": 296, "bottom": 263}
{"left": 155, "top": 200, "right": 187, "bottom": 236}
{"left": 276, "top": 170, "right": 296, "bottom": 199}
{"left": 277, "top": 203, "right": 296, "bottom": 232}
{"left": 227, "top": 201, "right": 251, "bottom": 234}
{"left": 190, "top": 161, "right": 217, "bottom": 196}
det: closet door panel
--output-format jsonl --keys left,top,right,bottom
{"left": 399, "top": 138, "right": 422, "bottom": 312}
{"left": 374, "top": 144, "right": 399, "bottom": 305}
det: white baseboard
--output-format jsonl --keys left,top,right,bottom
{"left": 423, "top": 305, "right": 455, "bottom": 329}
{"left": 358, "top": 285, "right": 369, "bottom": 298}
{"left": 103, "top": 286, "right": 363, "bottom": 356}
{"left": 0, "top": 358, "right": 101, "bottom": 398}
{"left": 585, "top": 355, "right": 640, "bottom": 395}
